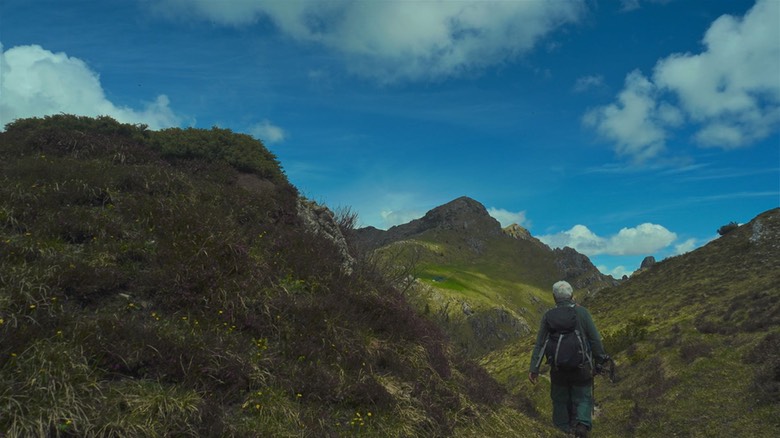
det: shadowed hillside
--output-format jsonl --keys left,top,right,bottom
{"left": 0, "top": 115, "right": 559, "bottom": 437}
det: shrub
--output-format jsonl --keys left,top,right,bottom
{"left": 603, "top": 315, "right": 651, "bottom": 355}
{"left": 1, "top": 114, "right": 153, "bottom": 162}
{"left": 717, "top": 221, "right": 739, "bottom": 236}
{"left": 150, "top": 127, "right": 288, "bottom": 183}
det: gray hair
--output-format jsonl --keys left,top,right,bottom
{"left": 552, "top": 281, "right": 573, "bottom": 302}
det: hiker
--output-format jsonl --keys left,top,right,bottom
{"left": 528, "top": 281, "right": 609, "bottom": 437}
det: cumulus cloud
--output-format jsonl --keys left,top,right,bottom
{"left": 0, "top": 43, "right": 181, "bottom": 130}
{"left": 598, "top": 264, "right": 631, "bottom": 279}
{"left": 487, "top": 207, "right": 530, "bottom": 228}
{"left": 583, "top": 70, "right": 683, "bottom": 161}
{"left": 249, "top": 119, "right": 286, "bottom": 144}
{"left": 151, "top": 0, "right": 586, "bottom": 82}
{"left": 538, "top": 223, "right": 677, "bottom": 256}
{"left": 673, "top": 238, "right": 697, "bottom": 255}
{"left": 380, "top": 209, "right": 423, "bottom": 229}
{"left": 585, "top": 0, "right": 780, "bottom": 160}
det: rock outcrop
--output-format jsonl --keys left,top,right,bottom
{"left": 297, "top": 198, "right": 355, "bottom": 275}
{"left": 503, "top": 223, "right": 549, "bottom": 250}
{"left": 355, "top": 196, "right": 618, "bottom": 294}
{"left": 554, "top": 246, "right": 619, "bottom": 292}
{"left": 640, "top": 256, "right": 656, "bottom": 269}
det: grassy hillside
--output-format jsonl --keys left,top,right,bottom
{"left": 6, "top": 115, "right": 772, "bottom": 437}
{"left": 363, "top": 203, "right": 615, "bottom": 360}
{"left": 483, "top": 209, "right": 780, "bottom": 437}
{"left": 376, "top": 228, "right": 559, "bottom": 358}
{"left": 0, "top": 115, "right": 561, "bottom": 437}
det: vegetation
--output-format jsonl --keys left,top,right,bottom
{"left": 383, "top": 203, "right": 780, "bottom": 437}
{"left": 4, "top": 115, "right": 777, "bottom": 437}
{"left": 717, "top": 221, "right": 739, "bottom": 236}
{"left": 0, "top": 115, "right": 557, "bottom": 437}
{"left": 484, "top": 208, "right": 780, "bottom": 437}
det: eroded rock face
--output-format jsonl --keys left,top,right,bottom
{"left": 641, "top": 256, "right": 656, "bottom": 269}
{"left": 297, "top": 198, "right": 355, "bottom": 275}
{"left": 554, "top": 246, "right": 620, "bottom": 291}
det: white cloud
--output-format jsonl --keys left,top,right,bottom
{"left": 583, "top": 71, "right": 679, "bottom": 161}
{"left": 573, "top": 74, "right": 605, "bottom": 93}
{"left": 487, "top": 207, "right": 529, "bottom": 228}
{"left": 538, "top": 223, "right": 677, "bottom": 256}
{"left": 598, "top": 264, "right": 631, "bottom": 279}
{"left": 0, "top": 43, "right": 181, "bottom": 130}
{"left": 249, "top": 119, "right": 286, "bottom": 144}
{"left": 151, "top": 0, "right": 586, "bottom": 82}
{"left": 673, "top": 238, "right": 697, "bottom": 255}
{"left": 585, "top": 0, "right": 780, "bottom": 160}
{"left": 654, "top": 0, "right": 780, "bottom": 148}
{"left": 380, "top": 209, "right": 423, "bottom": 229}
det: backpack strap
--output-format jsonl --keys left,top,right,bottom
{"left": 574, "top": 329, "right": 593, "bottom": 370}
{"left": 571, "top": 305, "right": 595, "bottom": 371}
{"left": 534, "top": 336, "right": 549, "bottom": 370}
{"left": 553, "top": 334, "right": 564, "bottom": 368}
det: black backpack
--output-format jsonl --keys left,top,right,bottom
{"left": 541, "top": 305, "right": 590, "bottom": 371}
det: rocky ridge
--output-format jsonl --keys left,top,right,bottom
{"left": 356, "top": 196, "right": 616, "bottom": 292}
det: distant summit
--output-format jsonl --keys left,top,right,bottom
{"left": 355, "top": 196, "right": 617, "bottom": 357}
{"left": 355, "top": 196, "right": 617, "bottom": 293}
{"left": 354, "top": 196, "right": 502, "bottom": 250}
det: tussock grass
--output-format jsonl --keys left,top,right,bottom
{"left": 1, "top": 115, "right": 537, "bottom": 437}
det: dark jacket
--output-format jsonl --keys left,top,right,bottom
{"left": 529, "top": 299, "right": 607, "bottom": 385}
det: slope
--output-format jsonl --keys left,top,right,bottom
{"left": 354, "top": 197, "right": 617, "bottom": 358}
{"left": 483, "top": 208, "right": 780, "bottom": 437}
{"left": 0, "top": 115, "right": 560, "bottom": 437}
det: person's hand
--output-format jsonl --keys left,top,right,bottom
{"left": 528, "top": 372, "right": 539, "bottom": 384}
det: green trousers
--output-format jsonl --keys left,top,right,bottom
{"left": 550, "top": 381, "right": 593, "bottom": 432}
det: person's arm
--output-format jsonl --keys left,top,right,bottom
{"left": 578, "top": 307, "right": 608, "bottom": 361}
{"left": 528, "top": 314, "right": 549, "bottom": 383}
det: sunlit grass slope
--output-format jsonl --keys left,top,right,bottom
{"left": 378, "top": 229, "right": 560, "bottom": 358}
{"left": 0, "top": 115, "right": 561, "bottom": 437}
{"left": 483, "top": 208, "right": 780, "bottom": 437}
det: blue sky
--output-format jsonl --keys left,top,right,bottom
{"left": 2, "top": 0, "right": 778, "bottom": 278}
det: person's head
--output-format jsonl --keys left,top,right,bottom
{"left": 552, "top": 280, "right": 573, "bottom": 302}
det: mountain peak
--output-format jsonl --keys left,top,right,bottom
{"left": 354, "top": 196, "right": 502, "bottom": 250}
{"left": 413, "top": 196, "right": 500, "bottom": 234}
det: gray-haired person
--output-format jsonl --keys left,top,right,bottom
{"left": 528, "top": 281, "right": 609, "bottom": 437}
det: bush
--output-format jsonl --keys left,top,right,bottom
{"left": 717, "top": 221, "right": 739, "bottom": 236}
{"left": 150, "top": 127, "right": 288, "bottom": 183}
{"left": 1, "top": 114, "right": 153, "bottom": 162}
{"left": 603, "top": 315, "right": 651, "bottom": 355}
